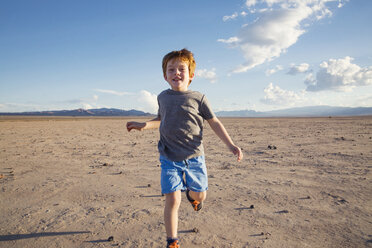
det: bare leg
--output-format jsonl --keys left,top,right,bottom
{"left": 189, "top": 190, "right": 207, "bottom": 202}
{"left": 164, "top": 190, "right": 182, "bottom": 239}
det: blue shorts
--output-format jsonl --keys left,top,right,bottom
{"left": 160, "top": 155, "right": 208, "bottom": 194}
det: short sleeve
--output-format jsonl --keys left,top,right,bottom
{"left": 200, "top": 95, "right": 215, "bottom": 120}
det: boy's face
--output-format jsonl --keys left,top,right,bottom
{"left": 164, "top": 58, "right": 194, "bottom": 92}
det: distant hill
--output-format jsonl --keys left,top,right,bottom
{"left": 216, "top": 106, "right": 372, "bottom": 117}
{"left": 215, "top": 109, "right": 264, "bottom": 117}
{"left": 0, "top": 108, "right": 153, "bottom": 116}
{"left": 2, "top": 106, "right": 371, "bottom": 117}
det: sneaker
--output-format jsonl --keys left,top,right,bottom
{"left": 186, "top": 189, "right": 203, "bottom": 211}
{"left": 167, "top": 238, "right": 179, "bottom": 248}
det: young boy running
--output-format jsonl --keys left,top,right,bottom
{"left": 126, "top": 48, "right": 243, "bottom": 248}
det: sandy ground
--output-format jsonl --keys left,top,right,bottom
{"left": 0, "top": 116, "right": 371, "bottom": 248}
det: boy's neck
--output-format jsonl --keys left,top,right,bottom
{"left": 170, "top": 87, "right": 189, "bottom": 92}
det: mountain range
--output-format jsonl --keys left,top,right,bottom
{"left": 0, "top": 106, "right": 371, "bottom": 117}
{"left": 215, "top": 106, "right": 372, "bottom": 117}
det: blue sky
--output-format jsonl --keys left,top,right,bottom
{"left": 1, "top": 0, "right": 371, "bottom": 114}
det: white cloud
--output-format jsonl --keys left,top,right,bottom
{"left": 223, "top": 11, "right": 250, "bottom": 21}
{"left": 138, "top": 90, "right": 158, "bottom": 114}
{"left": 80, "top": 95, "right": 100, "bottom": 110}
{"left": 219, "top": 0, "right": 346, "bottom": 73}
{"left": 305, "top": 56, "right": 372, "bottom": 92}
{"left": 94, "top": 88, "right": 158, "bottom": 114}
{"left": 261, "top": 82, "right": 303, "bottom": 105}
{"left": 245, "top": 0, "right": 257, "bottom": 7}
{"left": 93, "top": 89, "right": 133, "bottom": 96}
{"left": 82, "top": 103, "right": 93, "bottom": 109}
{"left": 266, "top": 65, "right": 283, "bottom": 76}
{"left": 223, "top": 12, "right": 238, "bottom": 21}
{"left": 338, "top": 1, "right": 347, "bottom": 8}
{"left": 217, "top": 37, "right": 239, "bottom": 44}
{"left": 196, "top": 68, "right": 217, "bottom": 83}
{"left": 287, "top": 63, "right": 310, "bottom": 75}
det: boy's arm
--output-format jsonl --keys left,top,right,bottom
{"left": 126, "top": 116, "right": 161, "bottom": 132}
{"left": 207, "top": 117, "right": 243, "bottom": 161}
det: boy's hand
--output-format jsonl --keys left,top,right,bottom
{"left": 230, "top": 145, "right": 243, "bottom": 162}
{"left": 126, "top": 121, "right": 146, "bottom": 132}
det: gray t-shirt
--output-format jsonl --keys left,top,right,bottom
{"left": 157, "top": 89, "right": 215, "bottom": 161}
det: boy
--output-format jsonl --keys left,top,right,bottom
{"left": 126, "top": 49, "right": 242, "bottom": 248}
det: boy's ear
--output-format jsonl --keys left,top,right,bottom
{"left": 190, "top": 73, "right": 195, "bottom": 80}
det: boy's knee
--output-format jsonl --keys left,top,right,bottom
{"left": 189, "top": 190, "right": 207, "bottom": 202}
{"left": 165, "top": 191, "right": 181, "bottom": 207}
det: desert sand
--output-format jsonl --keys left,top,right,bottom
{"left": 0, "top": 116, "right": 371, "bottom": 248}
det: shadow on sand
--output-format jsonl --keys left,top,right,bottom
{"left": 140, "top": 194, "right": 163, "bottom": 198}
{"left": 0, "top": 231, "right": 90, "bottom": 241}
{"left": 179, "top": 229, "right": 196, "bottom": 234}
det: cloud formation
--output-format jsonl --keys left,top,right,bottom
{"left": 196, "top": 68, "right": 217, "bottom": 83}
{"left": 261, "top": 82, "right": 303, "bottom": 105}
{"left": 305, "top": 56, "right": 372, "bottom": 92}
{"left": 288, "top": 63, "right": 310, "bottom": 75}
{"left": 266, "top": 65, "right": 283, "bottom": 76}
{"left": 219, "top": 0, "right": 346, "bottom": 73}
{"left": 138, "top": 90, "right": 158, "bottom": 114}
{"left": 223, "top": 12, "right": 239, "bottom": 21}
{"left": 93, "top": 88, "right": 158, "bottom": 114}
{"left": 222, "top": 11, "right": 249, "bottom": 21}
{"left": 217, "top": 37, "right": 239, "bottom": 44}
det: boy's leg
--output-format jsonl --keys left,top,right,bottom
{"left": 184, "top": 156, "right": 208, "bottom": 211}
{"left": 188, "top": 190, "right": 207, "bottom": 202}
{"left": 164, "top": 190, "right": 182, "bottom": 239}
{"left": 186, "top": 189, "right": 206, "bottom": 211}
